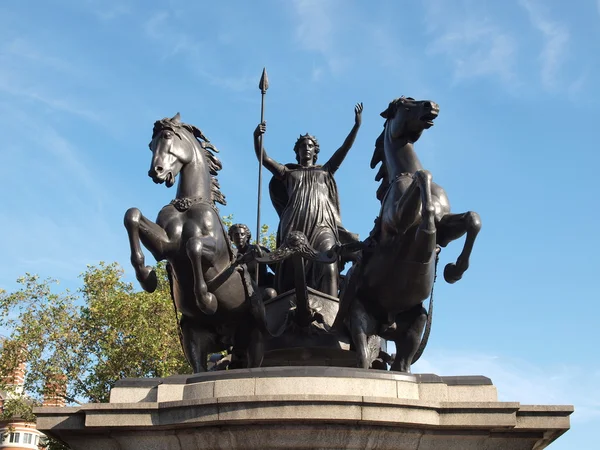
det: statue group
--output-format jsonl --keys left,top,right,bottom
{"left": 124, "top": 90, "right": 481, "bottom": 374}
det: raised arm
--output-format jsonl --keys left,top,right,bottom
{"left": 254, "top": 122, "right": 285, "bottom": 178}
{"left": 325, "top": 103, "right": 363, "bottom": 174}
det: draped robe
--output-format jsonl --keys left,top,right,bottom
{"left": 269, "top": 163, "right": 358, "bottom": 294}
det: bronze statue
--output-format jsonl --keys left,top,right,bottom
{"left": 122, "top": 83, "right": 480, "bottom": 374}
{"left": 253, "top": 103, "right": 363, "bottom": 298}
{"left": 334, "top": 97, "right": 481, "bottom": 372}
{"left": 124, "top": 114, "right": 267, "bottom": 372}
{"left": 228, "top": 223, "right": 276, "bottom": 300}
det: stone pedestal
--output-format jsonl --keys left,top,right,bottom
{"left": 34, "top": 367, "right": 572, "bottom": 449}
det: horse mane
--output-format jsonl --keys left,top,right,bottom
{"left": 370, "top": 98, "right": 404, "bottom": 203}
{"left": 152, "top": 117, "right": 227, "bottom": 206}
{"left": 371, "top": 127, "right": 390, "bottom": 203}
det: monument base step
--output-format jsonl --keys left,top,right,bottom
{"left": 34, "top": 367, "right": 573, "bottom": 450}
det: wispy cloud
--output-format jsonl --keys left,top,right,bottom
{"left": 36, "top": 126, "right": 108, "bottom": 204}
{"left": 415, "top": 350, "right": 599, "bottom": 423}
{"left": 0, "top": 100, "right": 108, "bottom": 207}
{"left": 293, "top": 0, "right": 334, "bottom": 55}
{"left": 0, "top": 81, "right": 100, "bottom": 122}
{"left": 143, "top": 12, "right": 174, "bottom": 45}
{"left": 519, "top": 0, "right": 570, "bottom": 90}
{"left": 568, "top": 71, "right": 588, "bottom": 101}
{"left": 142, "top": 11, "right": 254, "bottom": 92}
{"left": 290, "top": 0, "right": 349, "bottom": 77}
{"left": 0, "top": 113, "right": 119, "bottom": 290}
{"left": 195, "top": 69, "right": 256, "bottom": 93}
{"left": 86, "top": 2, "right": 132, "bottom": 21}
{"left": 4, "top": 38, "right": 81, "bottom": 75}
{"left": 311, "top": 66, "right": 324, "bottom": 82}
{"left": 0, "top": 38, "right": 101, "bottom": 122}
{"left": 424, "top": 1, "right": 518, "bottom": 86}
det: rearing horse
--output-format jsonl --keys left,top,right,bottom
{"left": 124, "top": 113, "right": 264, "bottom": 372}
{"left": 336, "top": 97, "right": 481, "bottom": 372}
{"left": 373, "top": 97, "right": 481, "bottom": 284}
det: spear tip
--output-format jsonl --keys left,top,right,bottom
{"left": 259, "top": 67, "right": 269, "bottom": 93}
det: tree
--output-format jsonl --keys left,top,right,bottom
{"left": 0, "top": 215, "right": 276, "bottom": 405}
{"left": 260, "top": 223, "right": 277, "bottom": 250}
{"left": 0, "top": 262, "right": 187, "bottom": 405}
{"left": 0, "top": 216, "right": 277, "bottom": 449}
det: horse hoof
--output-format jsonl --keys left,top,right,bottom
{"left": 390, "top": 362, "right": 411, "bottom": 373}
{"left": 443, "top": 263, "right": 463, "bottom": 284}
{"left": 198, "top": 293, "right": 218, "bottom": 315}
{"left": 138, "top": 266, "right": 158, "bottom": 292}
{"left": 379, "top": 322, "right": 397, "bottom": 337}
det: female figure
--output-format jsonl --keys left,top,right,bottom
{"left": 253, "top": 103, "right": 363, "bottom": 297}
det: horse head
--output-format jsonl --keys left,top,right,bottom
{"left": 148, "top": 113, "right": 212, "bottom": 188}
{"left": 147, "top": 113, "right": 225, "bottom": 205}
{"left": 371, "top": 96, "right": 440, "bottom": 202}
{"left": 381, "top": 97, "right": 439, "bottom": 143}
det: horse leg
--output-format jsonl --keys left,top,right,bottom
{"left": 246, "top": 325, "right": 264, "bottom": 368}
{"left": 382, "top": 175, "right": 422, "bottom": 236}
{"left": 180, "top": 316, "right": 214, "bottom": 373}
{"left": 349, "top": 298, "right": 375, "bottom": 369}
{"left": 409, "top": 170, "right": 437, "bottom": 263}
{"left": 437, "top": 211, "right": 482, "bottom": 283}
{"left": 124, "top": 208, "right": 171, "bottom": 292}
{"left": 186, "top": 237, "right": 218, "bottom": 315}
{"left": 230, "top": 316, "right": 264, "bottom": 369}
{"left": 390, "top": 304, "right": 427, "bottom": 373}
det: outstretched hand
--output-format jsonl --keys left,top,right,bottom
{"left": 354, "top": 102, "right": 363, "bottom": 126}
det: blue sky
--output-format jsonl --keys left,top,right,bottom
{"left": 1, "top": 0, "right": 599, "bottom": 447}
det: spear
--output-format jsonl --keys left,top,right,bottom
{"left": 255, "top": 67, "right": 269, "bottom": 282}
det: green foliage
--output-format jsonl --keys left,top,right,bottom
{"left": 260, "top": 223, "right": 277, "bottom": 251}
{"left": 0, "top": 262, "right": 188, "bottom": 405}
{"left": 79, "top": 262, "right": 188, "bottom": 401}
{"left": 221, "top": 214, "right": 234, "bottom": 228}
{"left": 0, "top": 396, "right": 37, "bottom": 423}
{"left": 45, "top": 438, "right": 70, "bottom": 450}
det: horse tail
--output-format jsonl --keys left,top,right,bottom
{"left": 411, "top": 250, "right": 439, "bottom": 364}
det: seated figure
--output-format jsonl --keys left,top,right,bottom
{"left": 228, "top": 223, "right": 276, "bottom": 300}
